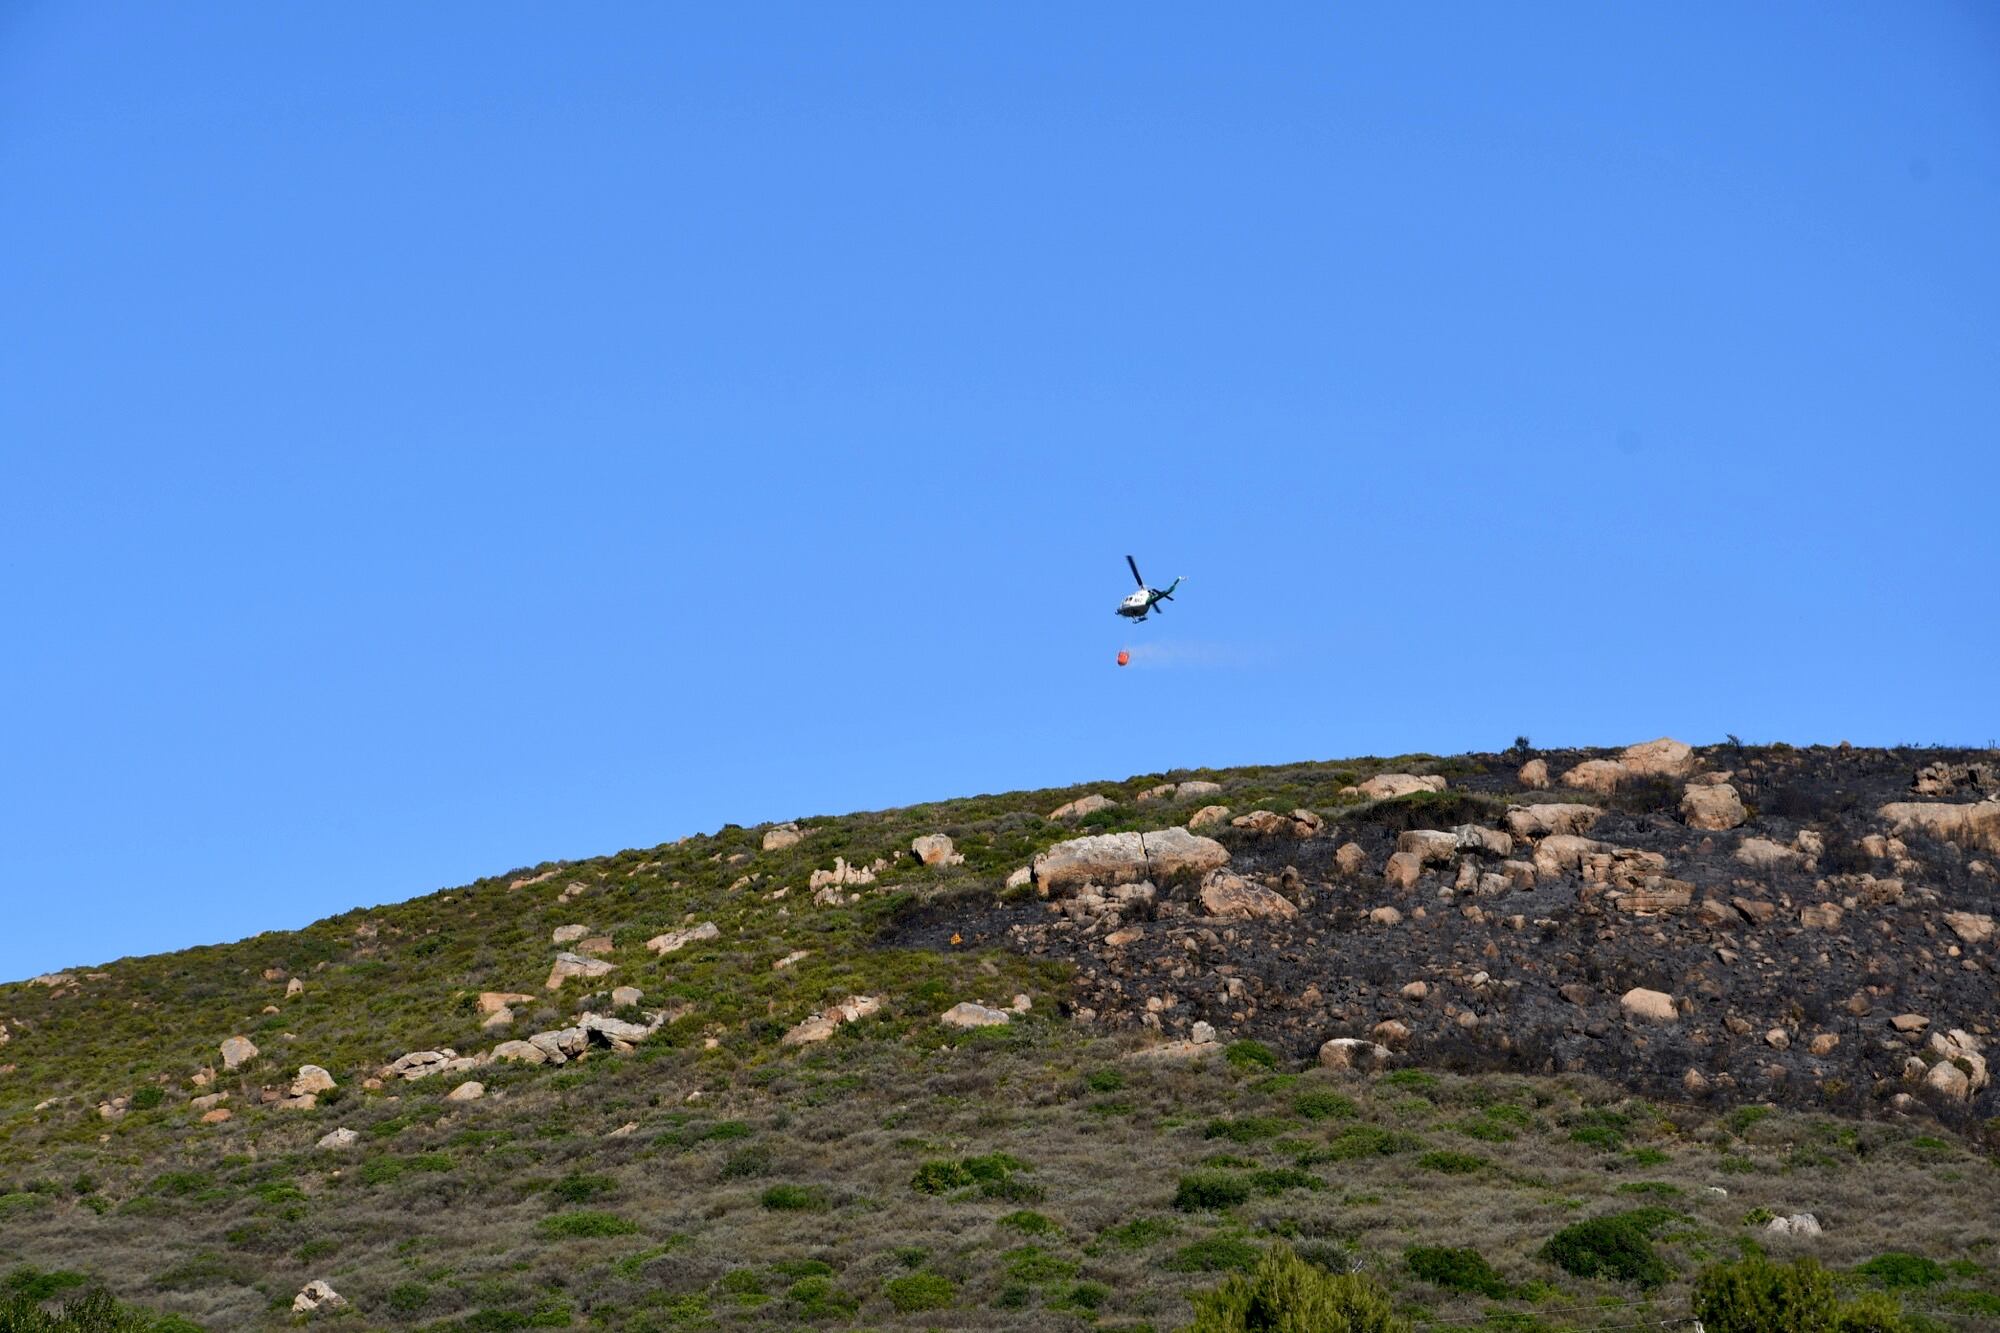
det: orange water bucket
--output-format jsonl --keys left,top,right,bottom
{"left": 1116, "top": 650, "right": 1130, "bottom": 667}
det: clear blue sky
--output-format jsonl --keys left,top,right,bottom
{"left": 3, "top": 5, "right": 1997, "bottom": 982}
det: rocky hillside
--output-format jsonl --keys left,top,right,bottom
{"left": 1, "top": 742, "right": 1997, "bottom": 1331}
{"left": 910, "top": 741, "right": 2000, "bottom": 1130}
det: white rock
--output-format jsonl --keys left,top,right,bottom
{"left": 316, "top": 1127, "right": 360, "bottom": 1150}
{"left": 1620, "top": 988, "right": 1679, "bottom": 1022}
{"left": 292, "top": 1280, "right": 347, "bottom": 1314}
{"left": 290, "top": 1065, "right": 336, "bottom": 1097}
{"left": 912, "top": 834, "right": 964, "bottom": 866}
{"left": 941, "top": 1001, "right": 1012, "bottom": 1029}
{"left": 219, "top": 1036, "right": 259, "bottom": 1071}
{"left": 546, "top": 952, "right": 614, "bottom": 989}
{"left": 445, "top": 1080, "right": 485, "bottom": 1102}
{"left": 645, "top": 921, "right": 719, "bottom": 955}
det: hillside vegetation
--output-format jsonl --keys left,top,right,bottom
{"left": 1, "top": 743, "right": 1996, "bottom": 1331}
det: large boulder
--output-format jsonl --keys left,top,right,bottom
{"left": 290, "top": 1065, "right": 336, "bottom": 1097}
{"left": 1518, "top": 758, "right": 1551, "bottom": 789}
{"left": 762, "top": 822, "right": 805, "bottom": 851}
{"left": 1197, "top": 870, "right": 1299, "bottom": 921}
{"left": 645, "top": 921, "right": 719, "bottom": 955}
{"left": 1562, "top": 759, "right": 1628, "bottom": 794}
{"left": 1944, "top": 911, "right": 1995, "bottom": 945}
{"left": 219, "top": 1036, "right": 258, "bottom": 1071}
{"left": 546, "top": 952, "right": 614, "bottom": 990}
{"left": 1178, "top": 781, "right": 1224, "bottom": 799}
{"left": 941, "top": 1001, "right": 1012, "bottom": 1029}
{"left": 1735, "top": 837, "right": 1800, "bottom": 871}
{"left": 1049, "top": 793, "right": 1116, "bottom": 821}
{"left": 528, "top": 1027, "right": 589, "bottom": 1064}
{"left": 1383, "top": 853, "right": 1423, "bottom": 890}
{"left": 492, "top": 1040, "right": 549, "bottom": 1065}
{"left": 1620, "top": 988, "right": 1680, "bottom": 1023}
{"left": 1348, "top": 774, "right": 1446, "bottom": 800}
{"left": 1533, "top": 835, "right": 1610, "bottom": 878}
{"left": 1187, "top": 804, "right": 1231, "bottom": 830}
{"left": 1681, "top": 782, "right": 1746, "bottom": 831}
{"left": 1878, "top": 799, "right": 2000, "bottom": 853}
{"left": 551, "top": 924, "right": 590, "bottom": 944}
{"left": 1231, "top": 809, "right": 1324, "bottom": 837}
{"left": 1396, "top": 830, "right": 1460, "bottom": 866}
{"left": 292, "top": 1281, "right": 346, "bottom": 1315}
{"left": 1621, "top": 737, "right": 1696, "bottom": 778}
{"left": 382, "top": 1050, "right": 459, "bottom": 1081}
{"left": 911, "top": 834, "right": 963, "bottom": 866}
{"left": 1505, "top": 804, "right": 1604, "bottom": 839}
{"left": 1318, "top": 1038, "right": 1393, "bottom": 1072}
{"left": 1032, "top": 828, "right": 1228, "bottom": 895}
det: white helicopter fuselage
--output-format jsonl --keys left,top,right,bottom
{"left": 1117, "top": 590, "right": 1153, "bottom": 617}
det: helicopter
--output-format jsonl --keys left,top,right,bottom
{"left": 1114, "top": 555, "right": 1182, "bottom": 622}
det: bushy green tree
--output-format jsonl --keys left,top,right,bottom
{"left": 1185, "top": 1244, "right": 1410, "bottom": 1333}
{"left": 1692, "top": 1255, "right": 1838, "bottom": 1333}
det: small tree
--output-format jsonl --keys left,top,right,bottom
{"left": 1186, "top": 1244, "right": 1411, "bottom": 1333}
{"left": 1692, "top": 1255, "right": 1838, "bottom": 1333}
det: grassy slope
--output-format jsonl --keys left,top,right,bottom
{"left": 1, "top": 751, "right": 1996, "bottom": 1331}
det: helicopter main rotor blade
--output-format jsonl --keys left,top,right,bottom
{"left": 1126, "top": 555, "right": 1145, "bottom": 588}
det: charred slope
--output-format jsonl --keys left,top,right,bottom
{"left": 913, "top": 743, "right": 2000, "bottom": 1132}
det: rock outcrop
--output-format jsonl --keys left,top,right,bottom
{"left": 1032, "top": 828, "right": 1229, "bottom": 895}
{"left": 646, "top": 922, "right": 719, "bottom": 955}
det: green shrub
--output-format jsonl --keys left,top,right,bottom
{"left": 786, "top": 1277, "right": 857, "bottom": 1320}
{"left": 1379, "top": 1070, "right": 1438, "bottom": 1093}
{"left": 1541, "top": 1213, "right": 1672, "bottom": 1288}
{"left": 1003, "top": 1246, "right": 1077, "bottom": 1282}
{"left": 1103, "top": 1217, "right": 1177, "bottom": 1249}
{"left": 1203, "top": 1116, "right": 1292, "bottom": 1143}
{"left": 0, "top": 1287, "right": 192, "bottom": 1332}
{"left": 1249, "top": 1168, "right": 1322, "bottom": 1195}
{"left": 3, "top": 1269, "right": 89, "bottom": 1302}
{"left": 882, "top": 1273, "right": 955, "bottom": 1313}
{"left": 1085, "top": 1068, "right": 1127, "bottom": 1093}
{"left": 1051, "top": 1280, "right": 1111, "bottom": 1313}
{"left": 1293, "top": 1091, "right": 1359, "bottom": 1121}
{"left": 759, "top": 1184, "right": 829, "bottom": 1212}
{"left": 1854, "top": 1253, "right": 1945, "bottom": 1290}
{"left": 1692, "top": 1255, "right": 1837, "bottom": 1333}
{"left": 385, "top": 1283, "right": 431, "bottom": 1315}
{"left": 1186, "top": 1243, "right": 1411, "bottom": 1332}
{"left": 537, "top": 1210, "right": 639, "bottom": 1239}
{"left": 1417, "top": 1150, "right": 1485, "bottom": 1175}
{"left": 128, "top": 1087, "right": 164, "bottom": 1112}
{"left": 1304, "top": 1125, "right": 1422, "bottom": 1163}
{"left": 911, "top": 1153, "right": 1029, "bottom": 1196}
{"left": 720, "top": 1145, "right": 772, "bottom": 1179}
{"left": 1175, "top": 1173, "right": 1251, "bottom": 1211}
{"left": 912, "top": 1159, "right": 975, "bottom": 1194}
{"left": 1166, "top": 1237, "right": 1262, "bottom": 1273}
{"left": 1225, "top": 1040, "right": 1279, "bottom": 1070}
{"left": 1728, "top": 1106, "right": 1777, "bottom": 1136}
{"left": 1406, "top": 1246, "right": 1512, "bottom": 1298}
{"left": 998, "top": 1210, "right": 1056, "bottom": 1236}
{"left": 1835, "top": 1292, "right": 1910, "bottom": 1333}
{"left": 549, "top": 1172, "right": 617, "bottom": 1204}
